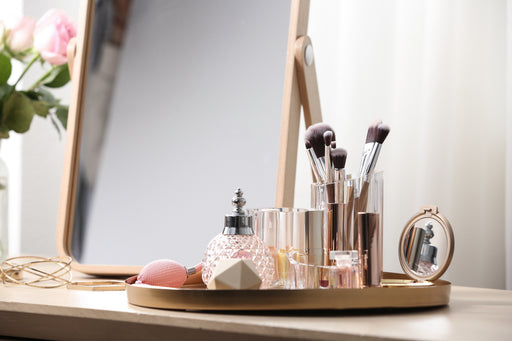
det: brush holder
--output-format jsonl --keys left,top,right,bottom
{"left": 310, "top": 171, "right": 384, "bottom": 287}
{"left": 251, "top": 208, "right": 324, "bottom": 288}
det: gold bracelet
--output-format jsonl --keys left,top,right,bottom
{"left": 1, "top": 255, "right": 72, "bottom": 288}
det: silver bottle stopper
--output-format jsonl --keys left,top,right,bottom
{"left": 222, "top": 188, "right": 254, "bottom": 235}
{"left": 420, "top": 222, "right": 438, "bottom": 265}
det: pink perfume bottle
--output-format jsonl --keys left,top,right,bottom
{"left": 202, "top": 189, "right": 275, "bottom": 288}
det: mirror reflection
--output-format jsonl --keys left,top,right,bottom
{"left": 402, "top": 218, "right": 448, "bottom": 279}
{"left": 72, "top": 0, "right": 291, "bottom": 267}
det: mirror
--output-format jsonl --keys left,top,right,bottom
{"left": 399, "top": 206, "right": 454, "bottom": 281}
{"left": 57, "top": 0, "right": 312, "bottom": 275}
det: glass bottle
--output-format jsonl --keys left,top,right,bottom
{"left": 331, "top": 250, "right": 360, "bottom": 288}
{"left": 202, "top": 188, "right": 275, "bottom": 288}
{"left": 0, "top": 148, "right": 8, "bottom": 262}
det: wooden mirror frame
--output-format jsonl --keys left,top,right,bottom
{"left": 56, "top": 0, "right": 322, "bottom": 276}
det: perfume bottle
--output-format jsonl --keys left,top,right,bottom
{"left": 202, "top": 188, "right": 275, "bottom": 288}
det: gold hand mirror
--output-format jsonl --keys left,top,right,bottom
{"left": 399, "top": 205, "right": 454, "bottom": 282}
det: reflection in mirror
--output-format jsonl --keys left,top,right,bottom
{"left": 403, "top": 218, "right": 447, "bottom": 278}
{"left": 71, "top": 0, "right": 291, "bottom": 267}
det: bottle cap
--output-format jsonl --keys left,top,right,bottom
{"left": 223, "top": 188, "right": 254, "bottom": 235}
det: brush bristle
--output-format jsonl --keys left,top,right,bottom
{"left": 305, "top": 123, "right": 336, "bottom": 157}
{"left": 331, "top": 148, "right": 347, "bottom": 169}
{"left": 331, "top": 141, "right": 336, "bottom": 149}
{"left": 305, "top": 139, "right": 312, "bottom": 149}
{"left": 323, "top": 131, "right": 333, "bottom": 146}
{"left": 376, "top": 124, "right": 390, "bottom": 144}
{"left": 365, "top": 119, "right": 382, "bottom": 143}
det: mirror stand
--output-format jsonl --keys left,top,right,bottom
{"left": 276, "top": 0, "right": 322, "bottom": 207}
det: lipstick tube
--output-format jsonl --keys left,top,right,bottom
{"left": 357, "top": 212, "right": 382, "bottom": 287}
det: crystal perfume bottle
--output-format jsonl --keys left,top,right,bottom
{"left": 202, "top": 188, "right": 275, "bottom": 288}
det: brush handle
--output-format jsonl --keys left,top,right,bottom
{"left": 306, "top": 148, "right": 322, "bottom": 183}
{"left": 346, "top": 183, "right": 355, "bottom": 249}
{"left": 334, "top": 169, "right": 345, "bottom": 203}
{"left": 365, "top": 143, "right": 382, "bottom": 175}
{"left": 325, "top": 145, "right": 333, "bottom": 183}
{"left": 357, "top": 179, "right": 370, "bottom": 213}
{"left": 334, "top": 168, "right": 345, "bottom": 182}
{"left": 352, "top": 179, "right": 370, "bottom": 249}
{"left": 359, "top": 142, "right": 374, "bottom": 176}
{"left": 318, "top": 156, "right": 326, "bottom": 179}
{"left": 326, "top": 203, "right": 344, "bottom": 264}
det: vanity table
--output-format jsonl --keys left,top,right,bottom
{"left": 0, "top": 276, "right": 511, "bottom": 341}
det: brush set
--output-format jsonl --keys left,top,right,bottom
{"left": 305, "top": 120, "right": 390, "bottom": 187}
{"left": 306, "top": 120, "right": 390, "bottom": 287}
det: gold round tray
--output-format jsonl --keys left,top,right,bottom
{"left": 126, "top": 273, "right": 451, "bottom": 311}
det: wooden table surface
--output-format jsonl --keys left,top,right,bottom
{"left": 0, "top": 277, "right": 511, "bottom": 341}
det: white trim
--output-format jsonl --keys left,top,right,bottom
{"left": 0, "top": 0, "right": 24, "bottom": 257}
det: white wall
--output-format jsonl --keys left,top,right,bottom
{"left": 300, "top": 0, "right": 508, "bottom": 289}
{"left": 16, "top": 0, "right": 78, "bottom": 257}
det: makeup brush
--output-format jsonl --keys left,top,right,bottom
{"left": 331, "top": 147, "right": 347, "bottom": 204}
{"left": 364, "top": 123, "right": 390, "bottom": 176}
{"left": 357, "top": 122, "right": 390, "bottom": 215}
{"left": 331, "top": 140, "right": 336, "bottom": 149}
{"left": 323, "top": 131, "right": 334, "bottom": 183}
{"left": 305, "top": 140, "right": 322, "bottom": 183}
{"left": 305, "top": 123, "right": 336, "bottom": 178}
{"left": 359, "top": 119, "right": 382, "bottom": 176}
{"left": 331, "top": 147, "right": 347, "bottom": 183}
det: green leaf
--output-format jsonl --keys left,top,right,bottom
{"left": 49, "top": 113, "right": 62, "bottom": 139}
{"left": 0, "top": 125, "right": 9, "bottom": 139}
{"left": 43, "top": 64, "right": 70, "bottom": 88}
{"left": 3, "top": 91, "right": 35, "bottom": 133}
{"left": 31, "top": 100, "right": 51, "bottom": 118}
{"left": 34, "top": 87, "right": 59, "bottom": 105}
{"left": 0, "top": 54, "right": 12, "bottom": 86}
{"left": 0, "top": 84, "right": 12, "bottom": 101}
{"left": 55, "top": 105, "right": 68, "bottom": 129}
{"left": 22, "top": 90, "right": 40, "bottom": 101}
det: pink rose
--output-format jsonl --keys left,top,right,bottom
{"left": 6, "top": 17, "right": 35, "bottom": 53}
{"left": 34, "top": 9, "right": 76, "bottom": 66}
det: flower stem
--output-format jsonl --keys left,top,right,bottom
{"left": 27, "top": 65, "right": 59, "bottom": 91}
{"left": 12, "top": 53, "right": 40, "bottom": 90}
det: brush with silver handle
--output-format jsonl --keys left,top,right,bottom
{"left": 305, "top": 140, "right": 323, "bottom": 183}
{"left": 323, "top": 131, "right": 334, "bottom": 183}
{"left": 305, "top": 123, "right": 336, "bottom": 182}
